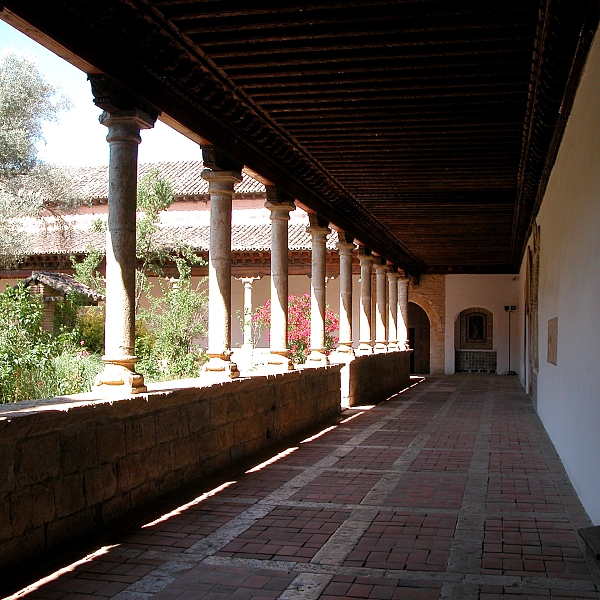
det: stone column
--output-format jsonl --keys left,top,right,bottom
{"left": 237, "top": 276, "right": 261, "bottom": 350}
{"left": 387, "top": 269, "right": 400, "bottom": 352}
{"left": 305, "top": 214, "right": 330, "bottom": 367}
{"left": 202, "top": 164, "right": 242, "bottom": 378}
{"left": 374, "top": 259, "right": 388, "bottom": 353}
{"left": 93, "top": 109, "right": 156, "bottom": 395}
{"left": 398, "top": 276, "right": 410, "bottom": 350}
{"left": 356, "top": 247, "right": 374, "bottom": 355}
{"left": 330, "top": 233, "right": 355, "bottom": 361}
{"left": 265, "top": 188, "right": 295, "bottom": 370}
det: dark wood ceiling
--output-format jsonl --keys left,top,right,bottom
{"left": 2, "top": 0, "right": 598, "bottom": 276}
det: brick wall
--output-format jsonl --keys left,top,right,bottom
{"left": 409, "top": 275, "right": 446, "bottom": 373}
{"left": 348, "top": 350, "right": 411, "bottom": 406}
{"left": 0, "top": 366, "right": 341, "bottom": 568}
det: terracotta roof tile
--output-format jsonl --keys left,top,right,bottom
{"left": 21, "top": 271, "right": 105, "bottom": 302}
{"left": 68, "top": 161, "right": 265, "bottom": 200}
{"left": 19, "top": 218, "right": 339, "bottom": 256}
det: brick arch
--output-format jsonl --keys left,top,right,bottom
{"left": 409, "top": 275, "right": 445, "bottom": 374}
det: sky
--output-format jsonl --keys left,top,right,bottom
{"left": 0, "top": 19, "right": 200, "bottom": 167}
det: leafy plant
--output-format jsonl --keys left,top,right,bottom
{"left": 0, "top": 284, "right": 102, "bottom": 402}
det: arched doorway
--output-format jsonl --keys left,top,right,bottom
{"left": 408, "top": 302, "right": 430, "bottom": 374}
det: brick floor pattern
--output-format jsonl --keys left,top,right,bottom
{"left": 3, "top": 375, "right": 599, "bottom": 599}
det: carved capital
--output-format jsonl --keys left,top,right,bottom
{"left": 201, "top": 145, "right": 243, "bottom": 172}
{"left": 88, "top": 74, "right": 160, "bottom": 121}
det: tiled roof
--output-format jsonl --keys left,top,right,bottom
{"left": 68, "top": 161, "right": 265, "bottom": 200}
{"left": 21, "top": 271, "right": 105, "bottom": 302}
{"left": 19, "top": 218, "right": 339, "bottom": 256}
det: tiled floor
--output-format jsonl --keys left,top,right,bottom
{"left": 3, "top": 375, "right": 599, "bottom": 599}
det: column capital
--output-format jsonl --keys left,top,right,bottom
{"left": 306, "top": 214, "right": 330, "bottom": 239}
{"left": 337, "top": 241, "right": 355, "bottom": 255}
{"left": 201, "top": 169, "right": 243, "bottom": 185}
{"left": 201, "top": 145, "right": 243, "bottom": 172}
{"left": 89, "top": 74, "right": 160, "bottom": 120}
{"left": 374, "top": 261, "right": 388, "bottom": 274}
{"left": 99, "top": 109, "right": 157, "bottom": 145}
{"left": 358, "top": 248, "right": 374, "bottom": 265}
{"left": 265, "top": 199, "right": 295, "bottom": 221}
{"left": 398, "top": 276, "right": 410, "bottom": 288}
{"left": 387, "top": 270, "right": 400, "bottom": 282}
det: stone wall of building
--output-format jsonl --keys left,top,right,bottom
{"left": 409, "top": 275, "right": 445, "bottom": 373}
{"left": 348, "top": 350, "right": 411, "bottom": 406}
{"left": 0, "top": 367, "right": 341, "bottom": 568}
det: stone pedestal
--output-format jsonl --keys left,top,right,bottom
{"left": 387, "top": 270, "right": 400, "bottom": 352}
{"left": 306, "top": 215, "right": 330, "bottom": 367}
{"left": 202, "top": 169, "right": 242, "bottom": 378}
{"left": 356, "top": 248, "right": 374, "bottom": 356}
{"left": 93, "top": 109, "right": 156, "bottom": 396}
{"left": 266, "top": 194, "right": 295, "bottom": 371}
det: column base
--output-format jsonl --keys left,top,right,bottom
{"left": 267, "top": 350, "right": 294, "bottom": 372}
{"left": 305, "top": 349, "right": 329, "bottom": 367}
{"left": 355, "top": 342, "right": 374, "bottom": 356}
{"left": 203, "top": 354, "right": 240, "bottom": 378}
{"left": 386, "top": 342, "right": 400, "bottom": 353}
{"left": 93, "top": 356, "right": 147, "bottom": 396}
{"left": 374, "top": 342, "right": 388, "bottom": 354}
{"left": 329, "top": 344, "right": 355, "bottom": 364}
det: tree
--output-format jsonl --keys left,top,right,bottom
{"left": 71, "top": 169, "right": 208, "bottom": 381}
{"left": 0, "top": 49, "right": 77, "bottom": 266}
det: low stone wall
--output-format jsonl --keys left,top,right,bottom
{"left": 348, "top": 350, "right": 411, "bottom": 406}
{"left": 0, "top": 366, "right": 341, "bottom": 568}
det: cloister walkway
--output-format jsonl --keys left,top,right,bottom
{"left": 3, "top": 375, "right": 599, "bottom": 600}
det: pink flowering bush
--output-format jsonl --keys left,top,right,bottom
{"left": 253, "top": 294, "right": 339, "bottom": 364}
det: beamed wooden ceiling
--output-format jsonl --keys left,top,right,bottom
{"left": 1, "top": 1, "right": 599, "bottom": 276}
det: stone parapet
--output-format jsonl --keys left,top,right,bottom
{"left": 0, "top": 366, "right": 341, "bottom": 568}
{"left": 347, "top": 350, "right": 411, "bottom": 407}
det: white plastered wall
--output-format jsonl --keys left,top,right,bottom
{"left": 445, "top": 275, "right": 520, "bottom": 375}
{"left": 523, "top": 30, "right": 600, "bottom": 523}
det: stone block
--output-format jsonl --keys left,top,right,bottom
{"left": 16, "top": 434, "right": 60, "bottom": 486}
{"left": 11, "top": 484, "right": 55, "bottom": 535}
{"left": 54, "top": 473, "right": 85, "bottom": 518}
{"left": 101, "top": 492, "right": 131, "bottom": 523}
{"left": 170, "top": 437, "right": 199, "bottom": 470}
{"left": 46, "top": 509, "right": 95, "bottom": 547}
{"left": 60, "top": 428, "right": 98, "bottom": 474}
{"left": 0, "top": 443, "right": 15, "bottom": 494}
{"left": 117, "top": 454, "right": 146, "bottom": 493}
{"left": 145, "top": 445, "right": 171, "bottom": 480}
{"left": 85, "top": 464, "right": 117, "bottom": 506}
{"left": 155, "top": 410, "right": 184, "bottom": 444}
{"left": 0, "top": 496, "right": 11, "bottom": 542}
{"left": 97, "top": 421, "right": 126, "bottom": 463}
{"left": 125, "top": 416, "right": 156, "bottom": 453}
{"left": 130, "top": 481, "right": 157, "bottom": 507}
{"left": 188, "top": 401, "right": 210, "bottom": 432}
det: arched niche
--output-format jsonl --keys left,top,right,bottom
{"left": 459, "top": 307, "right": 493, "bottom": 350}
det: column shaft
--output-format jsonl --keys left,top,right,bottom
{"left": 357, "top": 250, "right": 374, "bottom": 355}
{"left": 374, "top": 262, "right": 388, "bottom": 353}
{"left": 387, "top": 271, "right": 400, "bottom": 352}
{"left": 94, "top": 110, "right": 155, "bottom": 395}
{"left": 266, "top": 199, "right": 295, "bottom": 370}
{"left": 398, "top": 277, "right": 410, "bottom": 350}
{"left": 306, "top": 217, "right": 330, "bottom": 366}
{"left": 336, "top": 241, "right": 355, "bottom": 352}
{"left": 203, "top": 169, "right": 242, "bottom": 377}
